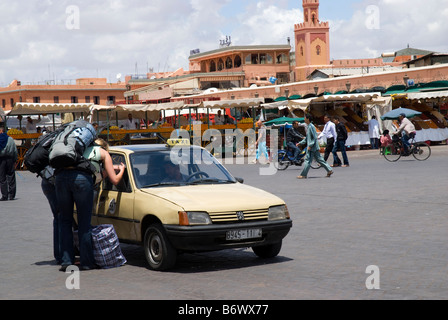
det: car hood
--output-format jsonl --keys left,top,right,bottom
{"left": 140, "top": 183, "right": 285, "bottom": 212}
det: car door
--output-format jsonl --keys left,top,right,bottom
{"left": 95, "top": 152, "right": 138, "bottom": 242}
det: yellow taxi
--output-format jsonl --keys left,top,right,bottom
{"left": 92, "top": 140, "right": 292, "bottom": 270}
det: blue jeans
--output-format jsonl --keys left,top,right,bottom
{"left": 332, "top": 140, "right": 349, "bottom": 166}
{"left": 401, "top": 133, "right": 411, "bottom": 153}
{"left": 41, "top": 178, "right": 61, "bottom": 264}
{"left": 56, "top": 170, "right": 95, "bottom": 268}
{"left": 286, "top": 142, "right": 300, "bottom": 161}
{"left": 370, "top": 138, "right": 379, "bottom": 149}
{"left": 256, "top": 141, "right": 269, "bottom": 161}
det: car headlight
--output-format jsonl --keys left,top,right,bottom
{"left": 268, "top": 205, "right": 290, "bottom": 221}
{"left": 179, "top": 211, "right": 212, "bottom": 226}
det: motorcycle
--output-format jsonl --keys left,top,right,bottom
{"left": 273, "top": 146, "right": 320, "bottom": 171}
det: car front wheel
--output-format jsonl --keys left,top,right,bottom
{"left": 144, "top": 223, "right": 177, "bottom": 271}
{"left": 252, "top": 241, "right": 282, "bottom": 258}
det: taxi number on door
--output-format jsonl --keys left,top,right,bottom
{"left": 226, "top": 228, "right": 262, "bottom": 240}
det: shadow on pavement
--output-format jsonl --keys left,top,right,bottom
{"left": 120, "top": 244, "right": 293, "bottom": 273}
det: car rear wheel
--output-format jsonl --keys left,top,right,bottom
{"left": 144, "top": 223, "right": 177, "bottom": 271}
{"left": 252, "top": 241, "right": 282, "bottom": 258}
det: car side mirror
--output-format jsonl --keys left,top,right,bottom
{"left": 235, "top": 177, "right": 244, "bottom": 184}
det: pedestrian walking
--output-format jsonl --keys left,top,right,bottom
{"left": 297, "top": 114, "right": 333, "bottom": 179}
{"left": 252, "top": 120, "right": 269, "bottom": 164}
{"left": 332, "top": 116, "right": 349, "bottom": 167}
{"left": 0, "top": 125, "right": 18, "bottom": 201}
{"left": 318, "top": 115, "right": 337, "bottom": 162}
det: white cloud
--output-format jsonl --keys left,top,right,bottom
{"left": 231, "top": 2, "right": 299, "bottom": 46}
{"left": 330, "top": 0, "right": 448, "bottom": 59}
{"left": 1, "top": 0, "right": 447, "bottom": 86}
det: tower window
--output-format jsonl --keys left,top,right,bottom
{"left": 316, "top": 45, "right": 321, "bottom": 56}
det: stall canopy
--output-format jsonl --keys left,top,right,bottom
{"left": 264, "top": 117, "right": 305, "bottom": 126}
{"left": 9, "top": 103, "right": 94, "bottom": 115}
{"left": 201, "top": 98, "right": 265, "bottom": 109}
{"left": 407, "top": 90, "right": 448, "bottom": 100}
{"left": 92, "top": 101, "right": 185, "bottom": 122}
{"left": 260, "top": 100, "right": 289, "bottom": 110}
{"left": 288, "top": 92, "right": 382, "bottom": 111}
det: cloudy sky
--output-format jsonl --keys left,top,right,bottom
{"left": 1, "top": 0, "right": 448, "bottom": 86}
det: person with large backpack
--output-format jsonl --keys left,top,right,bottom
{"left": 56, "top": 135, "right": 125, "bottom": 271}
{"left": 46, "top": 120, "right": 98, "bottom": 271}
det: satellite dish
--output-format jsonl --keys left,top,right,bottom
{"left": 116, "top": 73, "right": 122, "bottom": 80}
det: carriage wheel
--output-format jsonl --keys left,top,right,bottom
{"left": 15, "top": 146, "right": 28, "bottom": 171}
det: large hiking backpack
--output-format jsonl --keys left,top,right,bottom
{"left": 49, "top": 120, "right": 97, "bottom": 169}
{"left": 24, "top": 125, "right": 68, "bottom": 174}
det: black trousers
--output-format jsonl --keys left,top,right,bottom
{"left": 0, "top": 157, "right": 16, "bottom": 200}
{"left": 324, "top": 137, "right": 335, "bottom": 162}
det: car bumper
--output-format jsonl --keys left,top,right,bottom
{"left": 164, "top": 219, "right": 292, "bottom": 252}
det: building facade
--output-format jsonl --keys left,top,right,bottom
{"left": 0, "top": 78, "right": 127, "bottom": 112}
{"left": 294, "top": 0, "right": 331, "bottom": 81}
{"left": 188, "top": 45, "right": 292, "bottom": 87}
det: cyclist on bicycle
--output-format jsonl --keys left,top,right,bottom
{"left": 286, "top": 121, "right": 304, "bottom": 165}
{"left": 394, "top": 113, "right": 416, "bottom": 155}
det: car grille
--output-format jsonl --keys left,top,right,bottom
{"left": 209, "top": 208, "right": 269, "bottom": 224}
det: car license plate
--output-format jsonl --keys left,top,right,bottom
{"left": 226, "top": 228, "right": 262, "bottom": 240}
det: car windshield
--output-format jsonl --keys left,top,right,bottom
{"left": 130, "top": 147, "right": 237, "bottom": 188}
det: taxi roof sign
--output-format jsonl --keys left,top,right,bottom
{"left": 166, "top": 139, "right": 190, "bottom": 147}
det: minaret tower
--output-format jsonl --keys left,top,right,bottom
{"left": 294, "top": 0, "right": 331, "bottom": 82}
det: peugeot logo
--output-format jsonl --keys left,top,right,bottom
{"left": 236, "top": 211, "right": 245, "bottom": 221}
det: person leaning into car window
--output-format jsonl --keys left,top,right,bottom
{"left": 57, "top": 138, "right": 125, "bottom": 272}
{"left": 92, "top": 138, "right": 126, "bottom": 185}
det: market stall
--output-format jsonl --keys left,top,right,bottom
{"left": 288, "top": 93, "right": 387, "bottom": 147}
{"left": 91, "top": 101, "right": 185, "bottom": 145}
{"left": 386, "top": 91, "right": 448, "bottom": 143}
{"left": 6, "top": 102, "right": 96, "bottom": 170}
{"left": 195, "top": 98, "right": 265, "bottom": 156}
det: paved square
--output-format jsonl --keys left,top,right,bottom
{"left": 1, "top": 146, "right": 447, "bottom": 299}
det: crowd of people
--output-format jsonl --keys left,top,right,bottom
{"left": 252, "top": 112, "right": 421, "bottom": 178}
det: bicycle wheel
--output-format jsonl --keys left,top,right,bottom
{"left": 383, "top": 143, "right": 401, "bottom": 162}
{"left": 412, "top": 142, "right": 431, "bottom": 161}
{"left": 273, "top": 151, "right": 290, "bottom": 170}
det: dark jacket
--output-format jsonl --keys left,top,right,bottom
{"left": 286, "top": 127, "right": 304, "bottom": 144}
{"left": 335, "top": 123, "right": 348, "bottom": 141}
{"left": 0, "top": 135, "right": 18, "bottom": 161}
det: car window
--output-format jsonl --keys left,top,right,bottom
{"left": 103, "top": 153, "right": 132, "bottom": 193}
{"left": 130, "top": 148, "right": 236, "bottom": 188}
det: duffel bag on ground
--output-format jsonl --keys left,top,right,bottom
{"left": 91, "top": 224, "right": 127, "bottom": 269}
